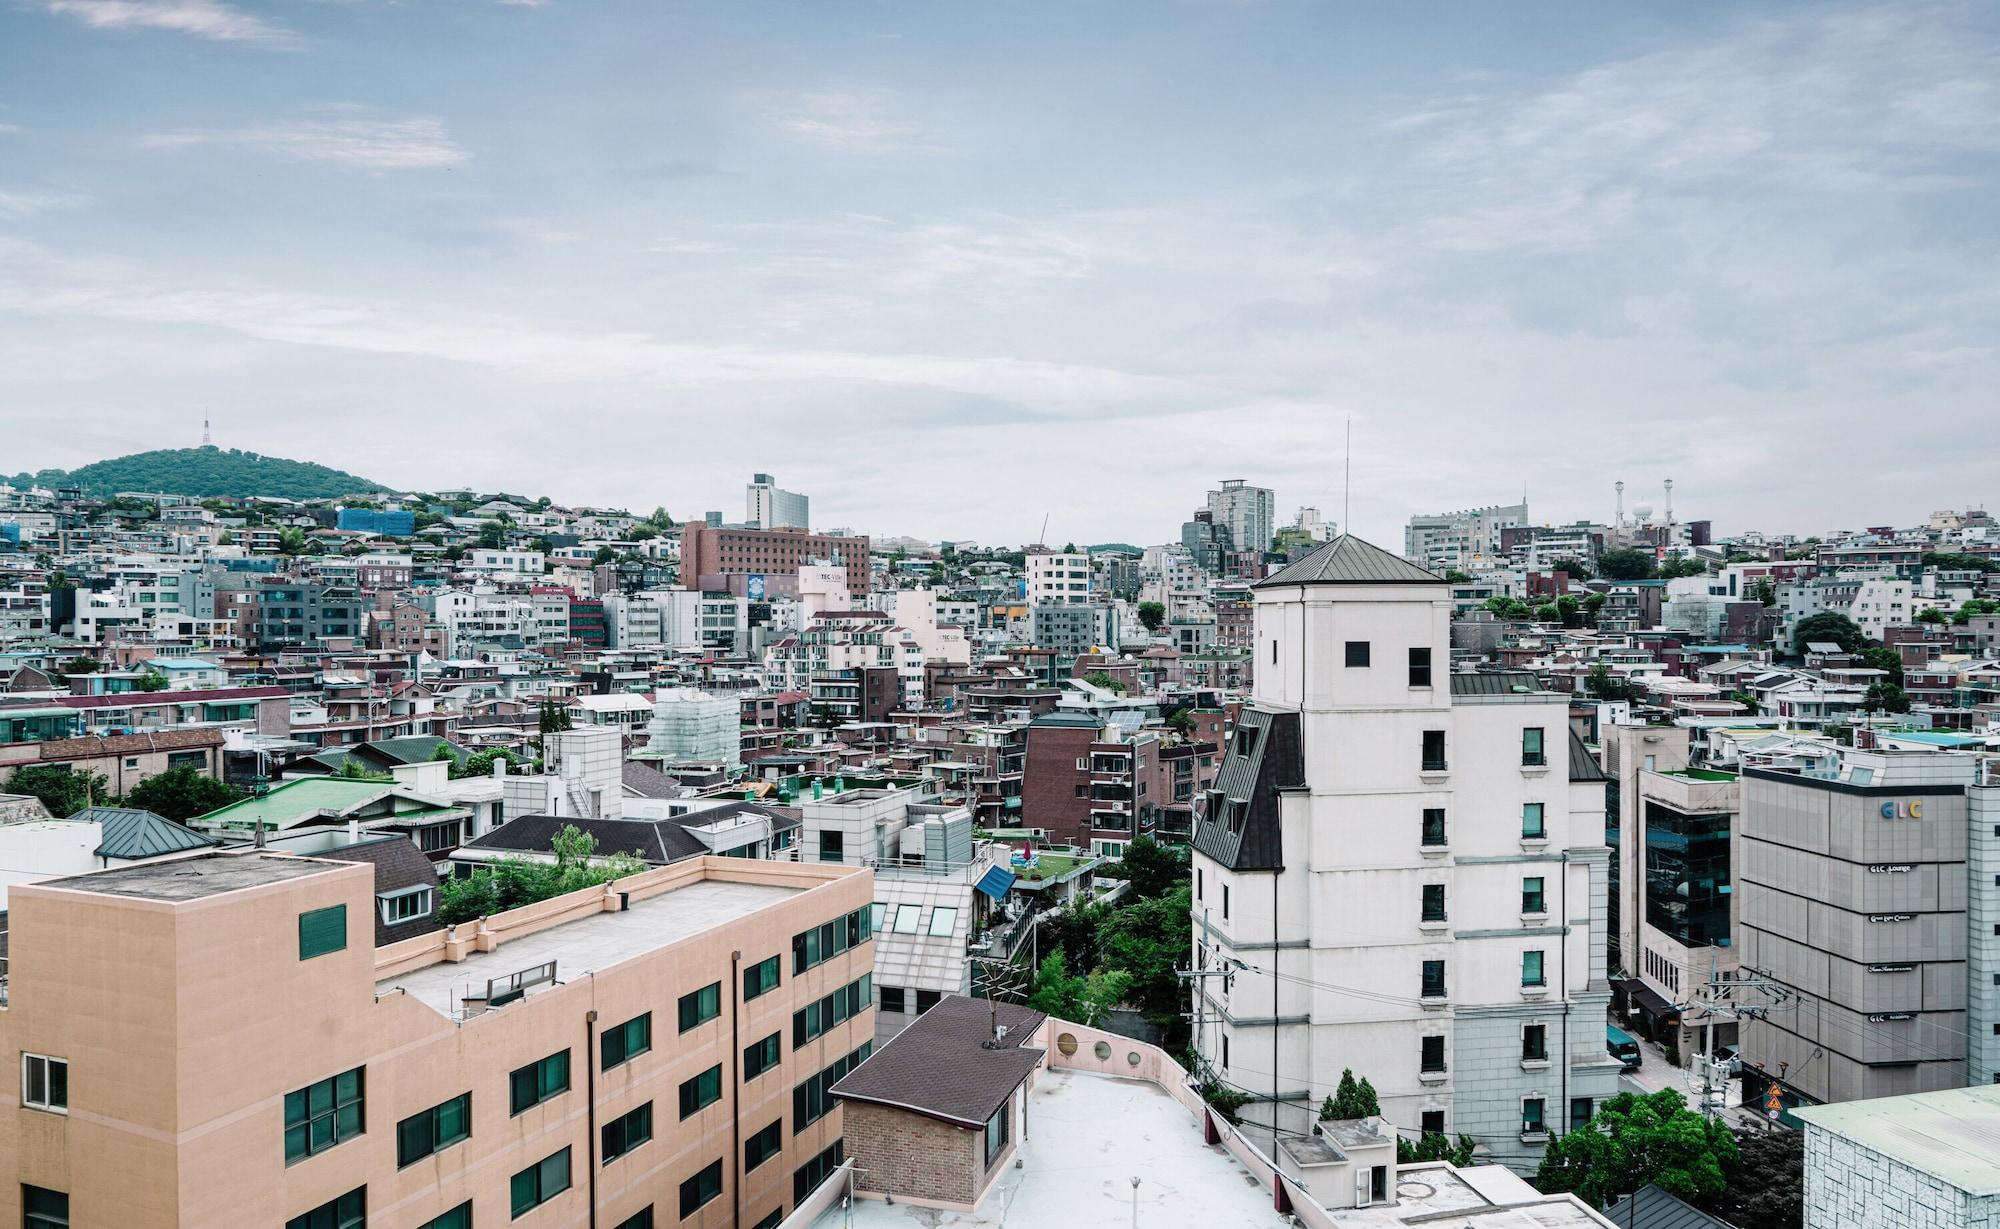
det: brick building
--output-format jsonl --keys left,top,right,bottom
{"left": 680, "top": 524, "right": 870, "bottom": 598}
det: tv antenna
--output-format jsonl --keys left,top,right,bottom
{"left": 202, "top": 413, "right": 212, "bottom": 447}
{"left": 1342, "top": 417, "right": 1352, "bottom": 534}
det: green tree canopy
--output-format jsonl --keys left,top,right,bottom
{"left": 2, "top": 765, "right": 110, "bottom": 817}
{"left": 1320, "top": 1068, "right": 1382, "bottom": 1119}
{"left": 1595, "top": 548, "right": 1656, "bottom": 581}
{"left": 1082, "top": 670, "right": 1127, "bottom": 694}
{"left": 1547, "top": 557, "right": 1593, "bottom": 580}
{"left": 1856, "top": 645, "right": 1904, "bottom": 686}
{"left": 59, "top": 655, "right": 101, "bottom": 675}
{"left": 125, "top": 765, "right": 244, "bottom": 822}
{"left": 1534, "top": 1089, "right": 1737, "bottom": 1210}
{"left": 134, "top": 669, "right": 170, "bottom": 692}
{"left": 1916, "top": 607, "right": 1947, "bottom": 624}
{"left": 1953, "top": 598, "right": 2000, "bottom": 625}
{"left": 1792, "top": 611, "right": 1866, "bottom": 656}
{"left": 1096, "top": 885, "right": 1192, "bottom": 1044}
{"left": 1136, "top": 601, "right": 1166, "bottom": 633}
{"left": 436, "top": 824, "right": 647, "bottom": 926}
{"left": 1025, "top": 949, "right": 1131, "bottom": 1027}
{"left": 1657, "top": 556, "right": 1709, "bottom": 579}
{"left": 1483, "top": 596, "right": 1532, "bottom": 618}
{"left": 1710, "top": 1125, "right": 1803, "bottom": 1229}
{"left": 1105, "top": 837, "right": 1186, "bottom": 900}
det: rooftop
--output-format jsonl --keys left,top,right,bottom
{"left": 1256, "top": 534, "right": 1444, "bottom": 588}
{"left": 816, "top": 1065, "right": 1292, "bottom": 1229}
{"left": 833, "top": 995, "right": 1045, "bottom": 1127}
{"left": 1795, "top": 1082, "right": 2000, "bottom": 1195}
{"left": 37, "top": 850, "right": 343, "bottom": 901}
{"left": 375, "top": 876, "right": 801, "bottom": 1015}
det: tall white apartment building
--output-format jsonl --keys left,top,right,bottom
{"left": 746, "top": 472, "right": 810, "bottom": 529}
{"left": 1404, "top": 503, "right": 1529, "bottom": 573}
{"left": 1190, "top": 535, "right": 1619, "bottom": 1166}
{"left": 1208, "top": 478, "right": 1277, "bottom": 555}
{"left": 1026, "top": 550, "right": 1092, "bottom": 605}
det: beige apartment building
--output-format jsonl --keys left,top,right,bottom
{"left": 1, "top": 849, "right": 875, "bottom": 1229}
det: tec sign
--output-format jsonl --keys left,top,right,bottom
{"left": 1879, "top": 800, "right": 1924, "bottom": 820}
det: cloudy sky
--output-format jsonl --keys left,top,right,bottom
{"left": 2, "top": 2, "right": 1996, "bottom": 547}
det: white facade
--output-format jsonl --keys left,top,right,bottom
{"left": 1404, "top": 503, "right": 1529, "bottom": 573}
{"left": 1207, "top": 479, "right": 1276, "bottom": 555}
{"left": 1190, "top": 542, "right": 1618, "bottom": 1166}
{"left": 1026, "top": 551, "right": 1092, "bottom": 606}
{"left": 746, "top": 472, "right": 809, "bottom": 530}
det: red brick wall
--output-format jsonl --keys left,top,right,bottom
{"left": 1022, "top": 724, "right": 1096, "bottom": 846}
{"left": 844, "top": 1101, "right": 979, "bottom": 1204}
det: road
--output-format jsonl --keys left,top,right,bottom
{"left": 1613, "top": 1028, "right": 1784, "bottom": 1134}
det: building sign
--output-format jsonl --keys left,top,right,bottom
{"left": 1867, "top": 1012, "right": 1917, "bottom": 1022}
{"left": 1867, "top": 964, "right": 1917, "bottom": 973}
{"left": 1879, "top": 800, "right": 1924, "bottom": 820}
{"left": 746, "top": 574, "right": 766, "bottom": 600}
{"left": 1867, "top": 864, "right": 1914, "bottom": 874}
{"left": 1867, "top": 913, "right": 1917, "bottom": 923}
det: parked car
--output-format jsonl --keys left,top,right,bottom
{"left": 1607, "top": 1025, "right": 1642, "bottom": 1070}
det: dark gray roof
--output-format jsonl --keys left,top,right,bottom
{"left": 1255, "top": 535, "right": 1444, "bottom": 588}
{"left": 1448, "top": 671, "right": 1543, "bottom": 696}
{"left": 832, "top": 994, "right": 1046, "bottom": 1127}
{"left": 1191, "top": 707, "right": 1300, "bottom": 872}
{"left": 621, "top": 761, "right": 680, "bottom": 799}
{"left": 317, "top": 836, "right": 445, "bottom": 946}
{"left": 1569, "top": 731, "right": 1607, "bottom": 782}
{"left": 1602, "top": 1185, "right": 1733, "bottom": 1229}
{"left": 461, "top": 802, "right": 788, "bottom": 865}
{"left": 84, "top": 807, "right": 220, "bottom": 860}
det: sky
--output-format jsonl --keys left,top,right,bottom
{"left": 2, "top": 2, "right": 1997, "bottom": 549}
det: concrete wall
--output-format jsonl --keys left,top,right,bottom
{"left": 1805, "top": 1122, "right": 2000, "bottom": 1229}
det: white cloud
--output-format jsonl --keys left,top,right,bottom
{"left": 140, "top": 114, "right": 468, "bottom": 169}
{"left": 43, "top": 0, "right": 296, "bottom": 45}
{"left": 776, "top": 89, "right": 938, "bottom": 154}
{"left": 0, "top": 189, "right": 88, "bottom": 218}
{"left": 0, "top": 124, "right": 20, "bottom": 135}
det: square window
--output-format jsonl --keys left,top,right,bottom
{"left": 511, "top": 1147, "right": 572, "bottom": 1218}
{"left": 678, "top": 983, "right": 721, "bottom": 1033}
{"left": 1345, "top": 641, "right": 1370, "bottom": 668}
{"left": 893, "top": 904, "right": 922, "bottom": 934}
{"left": 678, "top": 1065, "right": 722, "bottom": 1119}
{"left": 916, "top": 989, "right": 941, "bottom": 1015}
{"left": 1420, "top": 1110, "right": 1445, "bottom": 1136}
{"left": 744, "top": 955, "right": 781, "bottom": 1000}
{"left": 601, "top": 1101, "right": 653, "bottom": 1164}
{"left": 23, "top": 1185, "right": 70, "bottom": 1229}
{"left": 297, "top": 905, "right": 347, "bottom": 961}
{"left": 927, "top": 906, "right": 959, "bottom": 937}
{"left": 285, "top": 1187, "right": 364, "bottom": 1229}
{"left": 880, "top": 986, "right": 907, "bottom": 1013}
{"left": 680, "top": 1160, "right": 725, "bottom": 1218}
{"left": 284, "top": 1067, "right": 365, "bottom": 1164}
{"left": 22, "top": 1054, "right": 67, "bottom": 1113}
{"left": 510, "top": 1050, "right": 570, "bottom": 1115}
{"left": 604, "top": 1012, "right": 652, "bottom": 1068}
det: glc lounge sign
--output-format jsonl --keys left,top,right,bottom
{"left": 1879, "top": 800, "right": 1924, "bottom": 820}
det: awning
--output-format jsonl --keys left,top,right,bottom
{"left": 975, "top": 865, "right": 1017, "bottom": 901}
{"left": 1616, "top": 978, "right": 1679, "bottom": 1024}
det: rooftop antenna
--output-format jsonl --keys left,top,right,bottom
{"left": 1039, "top": 513, "right": 1050, "bottom": 550}
{"left": 202, "top": 412, "right": 211, "bottom": 447}
{"left": 1342, "top": 417, "right": 1352, "bottom": 536}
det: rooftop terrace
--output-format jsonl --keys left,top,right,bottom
{"left": 38, "top": 850, "right": 342, "bottom": 901}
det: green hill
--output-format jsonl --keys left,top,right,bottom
{"left": 10, "top": 447, "right": 389, "bottom": 501}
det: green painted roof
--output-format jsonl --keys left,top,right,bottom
{"left": 83, "top": 807, "right": 219, "bottom": 859}
{"left": 192, "top": 777, "right": 401, "bottom": 829}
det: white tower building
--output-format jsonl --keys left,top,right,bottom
{"left": 642, "top": 688, "right": 741, "bottom": 767}
{"left": 1189, "top": 534, "right": 1619, "bottom": 1166}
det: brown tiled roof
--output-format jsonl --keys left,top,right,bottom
{"left": 30, "top": 728, "right": 226, "bottom": 761}
{"left": 39, "top": 686, "right": 289, "bottom": 709}
{"left": 832, "top": 994, "right": 1046, "bottom": 1128}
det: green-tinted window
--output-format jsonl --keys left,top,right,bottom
{"left": 793, "top": 1140, "right": 846, "bottom": 1203}
{"left": 286, "top": 1188, "right": 364, "bottom": 1229}
{"left": 23, "top": 1186, "right": 70, "bottom": 1229}
{"left": 283, "top": 1067, "right": 365, "bottom": 1163}
{"left": 678, "top": 1064, "right": 722, "bottom": 1119}
{"left": 602, "top": 1013, "right": 652, "bottom": 1070}
{"left": 1522, "top": 950, "right": 1546, "bottom": 987}
{"left": 298, "top": 905, "right": 347, "bottom": 961}
{"left": 745, "top": 1118, "right": 783, "bottom": 1170}
{"left": 510, "top": 1050, "right": 570, "bottom": 1115}
{"left": 422, "top": 1203, "right": 473, "bottom": 1229}
{"left": 678, "top": 982, "right": 721, "bottom": 1033}
{"left": 511, "top": 1147, "right": 572, "bottom": 1218}
{"left": 612, "top": 1211, "right": 653, "bottom": 1229}
{"left": 791, "top": 906, "right": 872, "bottom": 975}
{"left": 744, "top": 955, "right": 781, "bottom": 1000}
{"left": 679, "top": 1160, "right": 724, "bottom": 1218}
{"left": 744, "top": 1032, "right": 781, "bottom": 1080}
{"left": 793, "top": 974, "right": 873, "bottom": 1047}
{"left": 601, "top": 1101, "right": 653, "bottom": 1164}
{"left": 752, "top": 1212, "right": 784, "bottom": 1229}
{"left": 397, "top": 1092, "right": 471, "bottom": 1167}
{"left": 793, "top": 1043, "right": 870, "bottom": 1133}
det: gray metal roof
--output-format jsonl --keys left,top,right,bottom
{"left": 1602, "top": 1185, "right": 1734, "bottom": 1229}
{"left": 1448, "top": 671, "right": 1543, "bottom": 696}
{"left": 1191, "top": 707, "right": 1300, "bottom": 872}
{"left": 1254, "top": 535, "right": 1444, "bottom": 588}
{"left": 1569, "top": 731, "right": 1607, "bottom": 782}
{"left": 84, "top": 807, "right": 220, "bottom": 860}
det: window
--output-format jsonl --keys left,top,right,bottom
{"left": 378, "top": 885, "right": 433, "bottom": 925}
{"left": 1344, "top": 641, "right": 1370, "bottom": 667}
{"left": 604, "top": 1012, "right": 652, "bottom": 1069}
{"left": 1421, "top": 730, "right": 1447, "bottom": 772}
{"left": 1522, "top": 877, "right": 1546, "bottom": 915}
{"left": 1222, "top": 884, "right": 1230, "bottom": 919}
{"left": 916, "top": 990, "right": 940, "bottom": 1015}
{"left": 1522, "top": 803, "right": 1546, "bottom": 839}
{"left": 1420, "top": 1110, "right": 1446, "bottom": 1136}
{"left": 1421, "top": 959, "right": 1446, "bottom": 999}
{"left": 795, "top": 974, "right": 873, "bottom": 1046}
{"left": 510, "top": 1050, "right": 570, "bottom": 1115}
{"left": 1271, "top": 639, "right": 1278, "bottom": 665}
{"left": 1522, "top": 1098, "right": 1546, "bottom": 1134}
{"left": 22, "top": 1187, "right": 69, "bottom": 1229}
{"left": 818, "top": 830, "right": 844, "bottom": 862}
{"left": 298, "top": 904, "right": 347, "bottom": 961}
{"left": 678, "top": 983, "right": 721, "bottom": 1033}
{"left": 794, "top": 1044, "right": 871, "bottom": 1131}
{"left": 1522, "top": 1024, "right": 1547, "bottom": 1062}
{"left": 511, "top": 1147, "right": 572, "bottom": 1218}
{"left": 744, "top": 955, "right": 781, "bottom": 1000}
{"left": 1522, "top": 727, "right": 1546, "bottom": 767}
{"left": 745, "top": 1032, "right": 782, "bottom": 1080}
{"left": 602, "top": 1102, "right": 653, "bottom": 1164}
{"left": 893, "top": 904, "right": 922, "bottom": 934}
{"left": 286, "top": 1188, "right": 363, "bottom": 1229}
{"left": 870, "top": 902, "right": 886, "bottom": 933}
{"left": 421, "top": 1203, "right": 473, "bottom": 1229}
{"left": 751, "top": 1212, "right": 783, "bottom": 1229}
{"left": 22, "top": 1054, "right": 67, "bottom": 1113}
{"left": 880, "top": 986, "right": 907, "bottom": 1013}
{"left": 792, "top": 907, "right": 873, "bottom": 975}
{"left": 1420, "top": 1035, "right": 1446, "bottom": 1074}
{"left": 1408, "top": 647, "right": 1433, "bottom": 687}
{"left": 984, "top": 1099, "right": 1011, "bottom": 1167}
{"left": 416, "top": 821, "right": 460, "bottom": 853}
{"left": 1421, "top": 884, "right": 1446, "bottom": 923}
{"left": 284, "top": 1067, "right": 365, "bottom": 1163}
{"left": 794, "top": 1140, "right": 846, "bottom": 1203}
{"left": 1421, "top": 808, "right": 1446, "bottom": 847}
{"left": 1522, "top": 950, "right": 1546, "bottom": 987}
{"left": 927, "top": 906, "right": 959, "bottom": 937}
{"left": 397, "top": 1092, "right": 471, "bottom": 1167}
{"left": 746, "top": 1119, "right": 783, "bottom": 1170}
{"left": 1570, "top": 1097, "right": 1594, "bottom": 1132}
{"left": 680, "top": 1160, "right": 724, "bottom": 1218}
{"left": 679, "top": 1065, "right": 723, "bottom": 1119}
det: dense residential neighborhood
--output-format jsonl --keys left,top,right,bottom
{"left": 6, "top": 462, "right": 2000, "bottom": 1227}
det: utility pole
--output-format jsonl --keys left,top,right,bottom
{"left": 1679, "top": 962, "right": 1791, "bottom": 1120}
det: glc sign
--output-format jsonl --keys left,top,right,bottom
{"left": 1879, "top": 800, "right": 1924, "bottom": 819}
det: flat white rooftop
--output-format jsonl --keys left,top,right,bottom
{"left": 1796, "top": 1082, "right": 2000, "bottom": 1196}
{"left": 817, "top": 1066, "right": 1292, "bottom": 1229}
{"left": 377, "top": 878, "right": 798, "bottom": 1016}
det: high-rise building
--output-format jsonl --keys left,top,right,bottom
{"left": 1024, "top": 550, "right": 1092, "bottom": 606}
{"left": 680, "top": 524, "right": 868, "bottom": 598}
{"left": 746, "top": 473, "right": 810, "bottom": 530}
{"left": 1189, "top": 535, "right": 1619, "bottom": 1160}
{"left": 1403, "top": 503, "right": 1529, "bottom": 573}
{"left": 0, "top": 848, "right": 875, "bottom": 1228}
{"left": 1205, "top": 479, "right": 1275, "bottom": 557}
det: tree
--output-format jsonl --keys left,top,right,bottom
{"left": 125, "top": 765, "right": 243, "bottom": 822}
{"left": 453, "top": 748, "right": 515, "bottom": 780}
{"left": 538, "top": 700, "right": 574, "bottom": 734}
{"left": 475, "top": 520, "right": 506, "bottom": 550}
{"left": 1534, "top": 602, "right": 1562, "bottom": 623}
{"left": 592, "top": 545, "right": 617, "bottom": 565}
{"left": 332, "top": 758, "right": 394, "bottom": 781}
{"left": 2, "top": 766, "right": 110, "bottom": 817}
{"left": 1657, "top": 557, "right": 1709, "bottom": 579}
{"left": 1863, "top": 682, "right": 1911, "bottom": 714}
{"left": 1711, "top": 1125, "right": 1803, "bottom": 1229}
{"left": 1082, "top": 670, "right": 1126, "bottom": 694}
{"left": 1792, "top": 612, "right": 1865, "bottom": 656}
{"left": 1582, "top": 591, "right": 1608, "bottom": 623}
{"left": 1096, "top": 886, "right": 1192, "bottom": 1046}
{"left": 1548, "top": 557, "right": 1593, "bottom": 580}
{"left": 1856, "top": 646, "right": 1904, "bottom": 686}
{"left": 1321, "top": 1068, "right": 1381, "bottom": 1119}
{"left": 277, "top": 526, "right": 308, "bottom": 556}
{"left": 437, "top": 825, "right": 646, "bottom": 926}
{"left": 59, "top": 655, "right": 100, "bottom": 675}
{"left": 1036, "top": 899, "right": 1108, "bottom": 974}
{"left": 1747, "top": 579, "right": 1777, "bottom": 607}
{"left": 1916, "top": 606, "right": 1947, "bottom": 624}
{"left": 1482, "top": 596, "right": 1532, "bottom": 618}
{"left": 1443, "top": 570, "right": 1473, "bottom": 584}
{"left": 1025, "top": 950, "right": 1131, "bottom": 1027}
{"left": 1165, "top": 708, "right": 1195, "bottom": 736}
{"left": 1953, "top": 598, "right": 2000, "bottom": 626}
{"left": 1534, "top": 1089, "right": 1737, "bottom": 1210}
{"left": 1136, "top": 601, "right": 1166, "bottom": 633}
{"left": 1595, "top": 549, "right": 1656, "bottom": 581}
{"left": 1105, "top": 837, "right": 1186, "bottom": 900}
{"left": 134, "top": 669, "right": 170, "bottom": 692}
{"left": 1399, "top": 1133, "right": 1478, "bottom": 1166}
{"left": 1584, "top": 663, "right": 1637, "bottom": 702}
